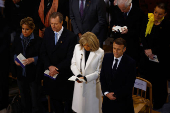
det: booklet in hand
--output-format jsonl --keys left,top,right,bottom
{"left": 15, "top": 53, "right": 26, "bottom": 68}
{"left": 68, "top": 75, "right": 86, "bottom": 82}
{"left": 44, "top": 70, "right": 58, "bottom": 80}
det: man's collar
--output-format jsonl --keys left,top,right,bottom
{"left": 54, "top": 26, "right": 63, "bottom": 35}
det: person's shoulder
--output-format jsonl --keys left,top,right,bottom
{"left": 123, "top": 54, "right": 136, "bottom": 64}
{"left": 96, "top": 48, "right": 104, "bottom": 54}
{"left": 63, "top": 28, "right": 76, "bottom": 37}
{"left": 104, "top": 53, "right": 113, "bottom": 59}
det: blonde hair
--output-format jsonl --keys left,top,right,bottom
{"left": 79, "top": 32, "right": 100, "bottom": 51}
{"left": 20, "top": 17, "right": 35, "bottom": 30}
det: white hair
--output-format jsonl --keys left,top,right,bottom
{"left": 117, "top": 0, "right": 132, "bottom": 8}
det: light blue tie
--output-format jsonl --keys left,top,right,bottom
{"left": 55, "top": 32, "right": 58, "bottom": 45}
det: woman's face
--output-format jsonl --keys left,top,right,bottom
{"left": 154, "top": 6, "right": 167, "bottom": 22}
{"left": 22, "top": 24, "right": 33, "bottom": 37}
{"left": 83, "top": 43, "right": 91, "bottom": 51}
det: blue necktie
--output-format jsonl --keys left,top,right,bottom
{"left": 80, "top": 0, "right": 84, "bottom": 18}
{"left": 55, "top": 32, "right": 58, "bottom": 45}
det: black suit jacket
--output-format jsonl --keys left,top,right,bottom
{"left": 110, "top": 4, "right": 145, "bottom": 61}
{"left": 12, "top": 33, "right": 42, "bottom": 82}
{"left": 40, "top": 27, "right": 76, "bottom": 100}
{"left": 100, "top": 53, "right": 136, "bottom": 113}
{"left": 70, "top": 0, "right": 107, "bottom": 42}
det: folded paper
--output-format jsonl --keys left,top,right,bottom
{"left": 15, "top": 53, "right": 26, "bottom": 68}
{"left": 68, "top": 75, "right": 86, "bottom": 82}
{"left": 44, "top": 70, "right": 58, "bottom": 80}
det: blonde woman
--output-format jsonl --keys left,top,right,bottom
{"left": 71, "top": 32, "right": 104, "bottom": 113}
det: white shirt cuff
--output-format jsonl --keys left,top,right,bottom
{"left": 104, "top": 91, "right": 109, "bottom": 96}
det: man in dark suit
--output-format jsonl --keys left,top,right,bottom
{"left": 110, "top": 0, "right": 145, "bottom": 65}
{"left": 100, "top": 38, "right": 136, "bottom": 113}
{"left": 69, "top": 0, "right": 107, "bottom": 47}
{"left": 40, "top": 12, "right": 77, "bottom": 113}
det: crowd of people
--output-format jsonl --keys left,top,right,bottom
{"left": 0, "top": 0, "right": 170, "bottom": 113}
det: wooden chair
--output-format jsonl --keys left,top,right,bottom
{"left": 133, "top": 77, "right": 152, "bottom": 113}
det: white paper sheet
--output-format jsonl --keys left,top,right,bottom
{"left": 134, "top": 79, "right": 147, "bottom": 91}
{"left": 68, "top": 75, "right": 86, "bottom": 82}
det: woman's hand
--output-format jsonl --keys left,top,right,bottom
{"left": 76, "top": 77, "right": 84, "bottom": 83}
{"left": 15, "top": 61, "right": 21, "bottom": 66}
{"left": 22, "top": 58, "right": 34, "bottom": 65}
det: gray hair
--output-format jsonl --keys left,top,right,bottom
{"left": 117, "top": 0, "right": 132, "bottom": 8}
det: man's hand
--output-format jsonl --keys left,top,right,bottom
{"left": 49, "top": 66, "right": 59, "bottom": 77}
{"left": 121, "top": 27, "right": 128, "bottom": 34}
{"left": 106, "top": 92, "right": 116, "bottom": 100}
{"left": 22, "top": 58, "right": 34, "bottom": 65}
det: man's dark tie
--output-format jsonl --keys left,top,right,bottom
{"left": 80, "top": 0, "right": 84, "bottom": 18}
{"left": 112, "top": 59, "right": 118, "bottom": 75}
{"left": 123, "top": 12, "right": 127, "bottom": 20}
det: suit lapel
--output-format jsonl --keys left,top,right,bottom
{"left": 85, "top": 51, "right": 95, "bottom": 70}
{"left": 82, "top": 0, "right": 91, "bottom": 20}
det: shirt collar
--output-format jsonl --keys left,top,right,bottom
{"left": 20, "top": 32, "right": 34, "bottom": 40}
{"left": 54, "top": 26, "right": 63, "bottom": 36}
{"left": 114, "top": 55, "right": 123, "bottom": 62}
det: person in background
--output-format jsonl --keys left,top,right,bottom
{"left": 12, "top": 17, "right": 42, "bottom": 113}
{"left": 110, "top": 0, "right": 145, "bottom": 66}
{"left": 37, "top": 0, "right": 69, "bottom": 38}
{"left": 40, "top": 12, "right": 76, "bottom": 113}
{"left": 0, "top": 10, "right": 11, "bottom": 113}
{"left": 100, "top": 38, "right": 136, "bottom": 113}
{"left": 69, "top": 0, "right": 107, "bottom": 47}
{"left": 139, "top": 2, "right": 170, "bottom": 110}
{"left": 71, "top": 32, "right": 104, "bottom": 113}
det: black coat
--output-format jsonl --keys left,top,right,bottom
{"left": 110, "top": 4, "right": 145, "bottom": 62}
{"left": 100, "top": 53, "right": 136, "bottom": 113}
{"left": 12, "top": 33, "right": 42, "bottom": 82}
{"left": 40, "top": 27, "right": 76, "bottom": 100}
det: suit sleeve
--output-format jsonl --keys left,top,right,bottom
{"left": 69, "top": 0, "right": 80, "bottom": 35}
{"left": 85, "top": 50, "right": 104, "bottom": 83}
{"left": 91, "top": 0, "right": 107, "bottom": 35}
{"left": 100, "top": 54, "right": 110, "bottom": 94}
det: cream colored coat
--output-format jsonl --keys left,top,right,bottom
{"left": 71, "top": 44, "right": 104, "bottom": 113}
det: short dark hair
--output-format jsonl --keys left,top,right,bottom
{"left": 113, "top": 38, "right": 127, "bottom": 47}
{"left": 49, "top": 12, "right": 63, "bottom": 23}
{"left": 156, "top": 2, "right": 168, "bottom": 13}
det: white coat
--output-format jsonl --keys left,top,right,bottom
{"left": 71, "top": 44, "right": 104, "bottom": 113}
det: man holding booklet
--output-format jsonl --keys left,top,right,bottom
{"left": 40, "top": 12, "right": 76, "bottom": 113}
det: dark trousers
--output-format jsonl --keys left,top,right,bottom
{"left": 0, "top": 71, "right": 9, "bottom": 110}
{"left": 50, "top": 97, "right": 73, "bottom": 113}
{"left": 140, "top": 58, "right": 168, "bottom": 109}
{"left": 17, "top": 80, "right": 42, "bottom": 113}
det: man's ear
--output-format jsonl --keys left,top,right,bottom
{"left": 123, "top": 47, "right": 126, "bottom": 52}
